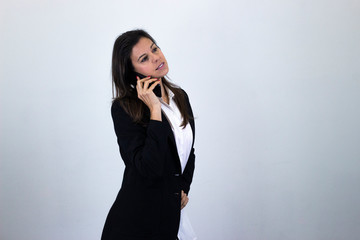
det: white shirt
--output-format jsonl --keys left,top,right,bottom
{"left": 159, "top": 88, "right": 197, "bottom": 240}
{"left": 160, "top": 89, "right": 193, "bottom": 173}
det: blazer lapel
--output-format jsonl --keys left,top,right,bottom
{"left": 161, "top": 111, "right": 183, "bottom": 170}
{"left": 160, "top": 96, "right": 195, "bottom": 171}
{"left": 161, "top": 111, "right": 176, "bottom": 146}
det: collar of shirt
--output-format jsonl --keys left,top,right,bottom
{"left": 159, "top": 87, "right": 175, "bottom": 109}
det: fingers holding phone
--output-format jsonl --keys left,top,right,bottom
{"left": 136, "top": 76, "right": 162, "bottom": 119}
{"left": 137, "top": 76, "right": 160, "bottom": 91}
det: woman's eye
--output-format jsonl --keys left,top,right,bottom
{"left": 152, "top": 47, "right": 158, "bottom": 53}
{"left": 141, "top": 56, "right": 148, "bottom": 62}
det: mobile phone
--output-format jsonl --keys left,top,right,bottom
{"left": 130, "top": 72, "right": 162, "bottom": 98}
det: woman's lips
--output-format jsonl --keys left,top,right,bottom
{"left": 156, "top": 62, "right": 164, "bottom": 70}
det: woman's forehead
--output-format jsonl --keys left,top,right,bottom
{"left": 132, "top": 37, "right": 154, "bottom": 56}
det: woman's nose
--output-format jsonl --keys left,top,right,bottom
{"left": 151, "top": 53, "right": 160, "bottom": 62}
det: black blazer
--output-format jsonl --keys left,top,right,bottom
{"left": 102, "top": 90, "right": 195, "bottom": 240}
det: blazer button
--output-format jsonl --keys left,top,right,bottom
{"left": 174, "top": 192, "right": 179, "bottom": 195}
{"left": 174, "top": 174, "right": 180, "bottom": 177}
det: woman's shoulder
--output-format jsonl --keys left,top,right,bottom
{"left": 177, "top": 87, "right": 190, "bottom": 102}
{"left": 111, "top": 96, "right": 136, "bottom": 110}
{"left": 111, "top": 97, "right": 150, "bottom": 126}
{"left": 182, "top": 88, "right": 189, "bottom": 99}
{"left": 111, "top": 98, "right": 125, "bottom": 115}
{"left": 169, "top": 85, "right": 189, "bottom": 99}
{"left": 111, "top": 97, "right": 136, "bottom": 120}
{"left": 110, "top": 100, "right": 126, "bottom": 126}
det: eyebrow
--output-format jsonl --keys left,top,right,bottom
{"left": 137, "top": 42, "right": 156, "bottom": 62}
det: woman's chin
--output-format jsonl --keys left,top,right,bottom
{"left": 156, "top": 68, "right": 169, "bottom": 78}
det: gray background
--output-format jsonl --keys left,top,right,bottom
{"left": 1, "top": 0, "right": 359, "bottom": 239}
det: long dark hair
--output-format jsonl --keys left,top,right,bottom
{"left": 112, "top": 29, "right": 190, "bottom": 127}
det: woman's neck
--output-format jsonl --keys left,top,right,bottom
{"left": 160, "top": 82, "right": 169, "bottom": 104}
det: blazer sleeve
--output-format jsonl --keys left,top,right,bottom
{"left": 111, "top": 101, "right": 169, "bottom": 179}
{"left": 181, "top": 148, "right": 195, "bottom": 195}
{"left": 180, "top": 91, "right": 196, "bottom": 195}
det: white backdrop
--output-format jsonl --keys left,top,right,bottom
{"left": 1, "top": 0, "right": 360, "bottom": 239}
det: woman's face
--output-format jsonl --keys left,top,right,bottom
{"left": 130, "top": 37, "right": 169, "bottom": 78}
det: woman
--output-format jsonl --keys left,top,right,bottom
{"left": 101, "top": 29, "right": 196, "bottom": 240}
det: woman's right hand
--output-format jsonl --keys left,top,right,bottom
{"left": 181, "top": 190, "right": 189, "bottom": 209}
{"left": 136, "top": 76, "right": 162, "bottom": 121}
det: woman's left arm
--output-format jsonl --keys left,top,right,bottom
{"left": 181, "top": 148, "right": 195, "bottom": 195}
